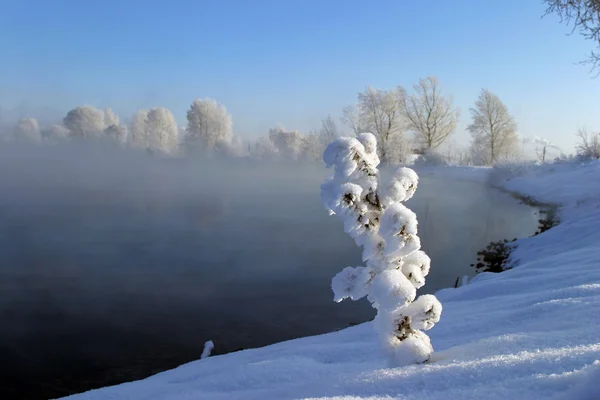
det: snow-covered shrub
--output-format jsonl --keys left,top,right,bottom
{"left": 321, "top": 133, "right": 442, "bottom": 366}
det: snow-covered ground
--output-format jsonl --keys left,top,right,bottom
{"left": 61, "top": 161, "right": 600, "bottom": 400}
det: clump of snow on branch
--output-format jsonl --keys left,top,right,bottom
{"left": 321, "top": 133, "right": 442, "bottom": 366}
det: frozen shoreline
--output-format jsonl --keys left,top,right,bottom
{"left": 60, "top": 161, "right": 600, "bottom": 400}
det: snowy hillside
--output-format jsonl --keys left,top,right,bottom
{"left": 61, "top": 161, "right": 600, "bottom": 400}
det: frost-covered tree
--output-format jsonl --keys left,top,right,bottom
{"left": 63, "top": 106, "right": 107, "bottom": 138}
{"left": 145, "top": 107, "right": 179, "bottom": 154}
{"left": 341, "top": 105, "right": 367, "bottom": 135}
{"left": 215, "top": 135, "right": 248, "bottom": 158}
{"left": 321, "top": 133, "right": 442, "bottom": 366}
{"left": 128, "top": 109, "right": 150, "bottom": 150}
{"left": 185, "top": 98, "right": 233, "bottom": 152}
{"left": 358, "top": 87, "right": 407, "bottom": 163}
{"left": 303, "top": 130, "right": 323, "bottom": 161}
{"left": 103, "top": 124, "right": 126, "bottom": 143}
{"left": 401, "top": 77, "right": 459, "bottom": 150}
{"left": 268, "top": 126, "right": 306, "bottom": 161}
{"left": 103, "top": 107, "right": 120, "bottom": 128}
{"left": 13, "top": 117, "right": 42, "bottom": 143}
{"left": 320, "top": 115, "right": 339, "bottom": 144}
{"left": 303, "top": 117, "right": 341, "bottom": 162}
{"left": 575, "top": 127, "right": 600, "bottom": 159}
{"left": 250, "top": 136, "right": 279, "bottom": 160}
{"left": 127, "top": 108, "right": 178, "bottom": 154}
{"left": 43, "top": 124, "right": 70, "bottom": 144}
{"left": 467, "top": 89, "right": 519, "bottom": 165}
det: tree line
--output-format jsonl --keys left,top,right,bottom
{"left": 0, "top": 78, "right": 546, "bottom": 166}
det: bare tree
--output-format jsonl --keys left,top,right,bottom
{"left": 320, "top": 115, "right": 338, "bottom": 144}
{"left": 401, "top": 77, "right": 459, "bottom": 150}
{"left": 467, "top": 89, "right": 519, "bottom": 165}
{"left": 340, "top": 105, "right": 365, "bottom": 135}
{"left": 302, "top": 130, "right": 322, "bottom": 161}
{"left": 575, "top": 127, "right": 600, "bottom": 159}
{"left": 544, "top": 0, "right": 600, "bottom": 73}
{"left": 357, "top": 87, "right": 407, "bottom": 163}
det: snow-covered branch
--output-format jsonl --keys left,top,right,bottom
{"left": 321, "top": 133, "right": 441, "bottom": 366}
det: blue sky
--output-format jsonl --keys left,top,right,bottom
{"left": 0, "top": 0, "right": 598, "bottom": 152}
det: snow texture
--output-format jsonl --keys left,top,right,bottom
{"left": 60, "top": 160, "right": 600, "bottom": 400}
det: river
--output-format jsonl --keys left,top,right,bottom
{"left": 0, "top": 160, "right": 539, "bottom": 399}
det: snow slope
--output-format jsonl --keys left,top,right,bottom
{"left": 60, "top": 161, "right": 600, "bottom": 400}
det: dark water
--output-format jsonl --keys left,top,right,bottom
{"left": 0, "top": 149, "right": 539, "bottom": 399}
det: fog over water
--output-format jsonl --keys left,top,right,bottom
{"left": 0, "top": 144, "right": 540, "bottom": 399}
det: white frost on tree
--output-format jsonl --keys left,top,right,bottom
{"left": 341, "top": 105, "right": 367, "bottom": 135}
{"left": 250, "top": 136, "right": 279, "bottom": 161}
{"left": 127, "top": 108, "right": 178, "bottom": 154}
{"left": 128, "top": 109, "right": 150, "bottom": 150}
{"left": 575, "top": 127, "right": 600, "bottom": 160}
{"left": 467, "top": 89, "right": 519, "bottom": 165}
{"left": 145, "top": 107, "right": 179, "bottom": 155}
{"left": 321, "top": 133, "right": 441, "bottom": 366}
{"left": 215, "top": 135, "right": 248, "bottom": 158}
{"left": 343, "top": 88, "right": 411, "bottom": 164}
{"left": 320, "top": 115, "right": 339, "bottom": 145}
{"left": 358, "top": 87, "right": 408, "bottom": 164}
{"left": 103, "top": 124, "right": 127, "bottom": 144}
{"left": 103, "top": 107, "right": 120, "bottom": 128}
{"left": 303, "top": 130, "right": 323, "bottom": 161}
{"left": 304, "top": 116, "right": 341, "bottom": 162}
{"left": 13, "top": 117, "right": 42, "bottom": 143}
{"left": 63, "top": 105, "right": 107, "bottom": 138}
{"left": 185, "top": 98, "right": 233, "bottom": 153}
{"left": 401, "top": 77, "right": 459, "bottom": 151}
{"left": 268, "top": 126, "right": 306, "bottom": 161}
{"left": 43, "top": 124, "right": 70, "bottom": 144}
